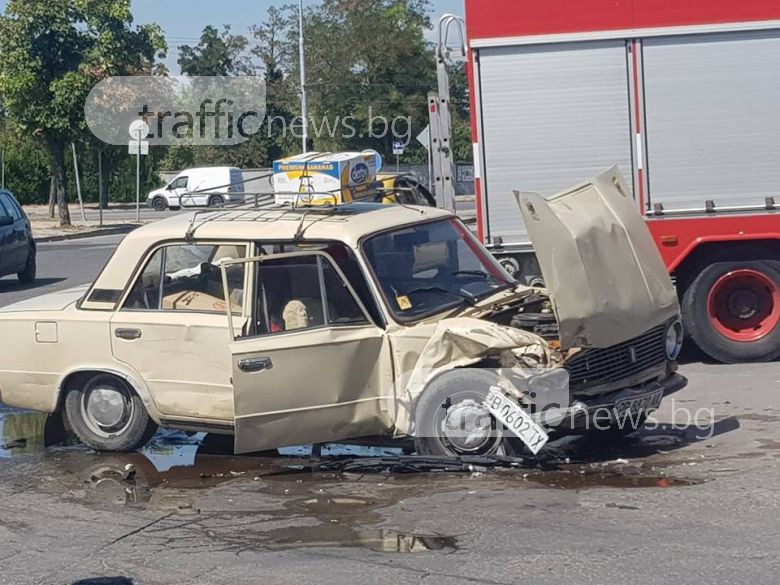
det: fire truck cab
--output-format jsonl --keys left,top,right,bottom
{"left": 462, "top": 0, "right": 780, "bottom": 363}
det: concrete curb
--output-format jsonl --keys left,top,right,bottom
{"left": 35, "top": 224, "right": 139, "bottom": 243}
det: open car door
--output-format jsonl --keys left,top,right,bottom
{"left": 516, "top": 167, "right": 679, "bottom": 349}
{"left": 221, "top": 251, "right": 392, "bottom": 454}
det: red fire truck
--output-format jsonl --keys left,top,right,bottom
{"left": 460, "top": 0, "right": 780, "bottom": 363}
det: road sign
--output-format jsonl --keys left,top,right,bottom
{"left": 457, "top": 164, "right": 475, "bottom": 184}
{"left": 417, "top": 125, "right": 431, "bottom": 150}
{"left": 129, "top": 119, "right": 150, "bottom": 140}
{"left": 128, "top": 140, "right": 149, "bottom": 156}
{"left": 128, "top": 119, "right": 151, "bottom": 224}
{"left": 392, "top": 141, "right": 405, "bottom": 156}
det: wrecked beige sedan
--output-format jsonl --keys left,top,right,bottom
{"left": 0, "top": 169, "right": 686, "bottom": 456}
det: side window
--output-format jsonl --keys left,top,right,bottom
{"left": 322, "top": 261, "right": 367, "bottom": 325}
{"left": 248, "top": 255, "right": 367, "bottom": 338}
{"left": 124, "top": 243, "right": 247, "bottom": 313}
{"left": 125, "top": 249, "right": 164, "bottom": 310}
{"left": 169, "top": 176, "right": 188, "bottom": 190}
{"left": 256, "top": 241, "right": 383, "bottom": 325}
{"left": 0, "top": 196, "right": 11, "bottom": 221}
{"left": 0, "top": 194, "right": 22, "bottom": 221}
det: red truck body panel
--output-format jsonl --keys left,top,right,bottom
{"left": 646, "top": 215, "right": 780, "bottom": 273}
{"left": 464, "top": 0, "right": 780, "bottom": 271}
{"left": 465, "top": 0, "right": 780, "bottom": 40}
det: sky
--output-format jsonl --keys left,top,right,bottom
{"left": 0, "top": 0, "right": 466, "bottom": 73}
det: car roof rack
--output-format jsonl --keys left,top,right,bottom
{"left": 182, "top": 191, "right": 390, "bottom": 241}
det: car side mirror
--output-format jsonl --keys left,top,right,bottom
{"left": 0, "top": 216, "right": 13, "bottom": 227}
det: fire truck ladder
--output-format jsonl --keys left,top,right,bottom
{"left": 429, "top": 14, "right": 466, "bottom": 213}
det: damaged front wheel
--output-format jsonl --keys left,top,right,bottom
{"left": 414, "top": 370, "right": 526, "bottom": 458}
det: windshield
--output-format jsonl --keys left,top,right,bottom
{"left": 363, "top": 218, "right": 514, "bottom": 321}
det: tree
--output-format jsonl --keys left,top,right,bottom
{"left": 178, "top": 25, "right": 253, "bottom": 77}
{"left": 0, "top": 0, "right": 166, "bottom": 225}
{"left": 251, "top": 6, "right": 296, "bottom": 90}
{"left": 298, "top": 0, "right": 436, "bottom": 155}
{"left": 250, "top": 5, "right": 302, "bottom": 161}
{"left": 0, "top": 121, "right": 51, "bottom": 204}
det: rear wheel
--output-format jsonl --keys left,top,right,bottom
{"left": 17, "top": 247, "right": 36, "bottom": 283}
{"left": 151, "top": 197, "right": 167, "bottom": 212}
{"left": 414, "top": 369, "right": 526, "bottom": 457}
{"left": 682, "top": 260, "right": 780, "bottom": 363}
{"left": 208, "top": 194, "right": 225, "bottom": 208}
{"left": 64, "top": 374, "right": 158, "bottom": 452}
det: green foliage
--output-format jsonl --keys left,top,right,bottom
{"left": 300, "top": 0, "right": 436, "bottom": 156}
{"left": 171, "top": 1, "right": 455, "bottom": 166}
{"left": 0, "top": 0, "right": 472, "bottom": 211}
{"left": 0, "top": 122, "right": 51, "bottom": 204}
{"left": 178, "top": 25, "right": 252, "bottom": 76}
{"left": 0, "top": 0, "right": 166, "bottom": 221}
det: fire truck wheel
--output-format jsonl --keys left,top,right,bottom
{"left": 682, "top": 260, "right": 780, "bottom": 363}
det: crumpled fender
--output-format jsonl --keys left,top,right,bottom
{"left": 391, "top": 317, "right": 562, "bottom": 435}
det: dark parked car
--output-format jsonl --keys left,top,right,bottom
{"left": 0, "top": 191, "right": 35, "bottom": 283}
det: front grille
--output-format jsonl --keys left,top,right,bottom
{"left": 564, "top": 324, "right": 668, "bottom": 391}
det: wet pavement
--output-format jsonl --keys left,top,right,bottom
{"left": 1, "top": 357, "right": 779, "bottom": 584}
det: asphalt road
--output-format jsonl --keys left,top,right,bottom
{"left": 0, "top": 233, "right": 126, "bottom": 308}
{"left": 0, "top": 234, "right": 778, "bottom": 585}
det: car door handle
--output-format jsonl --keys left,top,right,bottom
{"left": 237, "top": 357, "right": 273, "bottom": 373}
{"left": 115, "top": 328, "right": 142, "bottom": 341}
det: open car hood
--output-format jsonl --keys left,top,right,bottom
{"left": 516, "top": 167, "right": 679, "bottom": 349}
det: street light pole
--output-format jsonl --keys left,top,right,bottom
{"left": 298, "top": 0, "right": 310, "bottom": 153}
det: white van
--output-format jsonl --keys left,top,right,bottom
{"left": 148, "top": 167, "right": 245, "bottom": 211}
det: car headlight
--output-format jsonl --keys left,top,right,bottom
{"left": 665, "top": 320, "right": 684, "bottom": 360}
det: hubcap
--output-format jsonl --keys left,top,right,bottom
{"left": 82, "top": 381, "right": 133, "bottom": 436}
{"left": 708, "top": 269, "right": 780, "bottom": 342}
{"left": 440, "top": 399, "right": 497, "bottom": 453}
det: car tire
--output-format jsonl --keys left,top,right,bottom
{"left": 208, "top": 194, "right": 225, "bottom": 208}
{"left": 17, "top": 247, "right": 36, "bottom": 283}
{"left": 413, "top": 369, "right": 526, "bottom": 458}
{"left": 151, "top": 197, "right": 168, "bottom": 212}
{"left": 64, "top": 374, "right": 158, "bottom": 452}
{"left": 682, "top": 260, "right": 780, "bottom": 363}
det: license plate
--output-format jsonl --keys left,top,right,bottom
{"left": 613, "top": 389, "right": 664, "bottom": 421}
{"left": 483, "top": 387, "right": 549, "bottom": 455}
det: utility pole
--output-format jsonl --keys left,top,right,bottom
{"left": 298, "top": 0, "right": 310, "bottom": 153}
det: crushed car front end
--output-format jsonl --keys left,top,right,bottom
{"left": 360, "top": 168, "right": 687, "bottom": 455}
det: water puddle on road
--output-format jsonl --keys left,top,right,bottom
{"left": 0, "top": 410, "right": 73, "bottom": 458}
{"left": 1, "top": 407, "right": 706, "bottom": 554}
{"left": 519, "top": 469, "right": 698, "bottom": 490}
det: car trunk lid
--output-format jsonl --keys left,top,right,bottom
{"left": 0, "top": 285, "right": 88, "bottom": 313}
